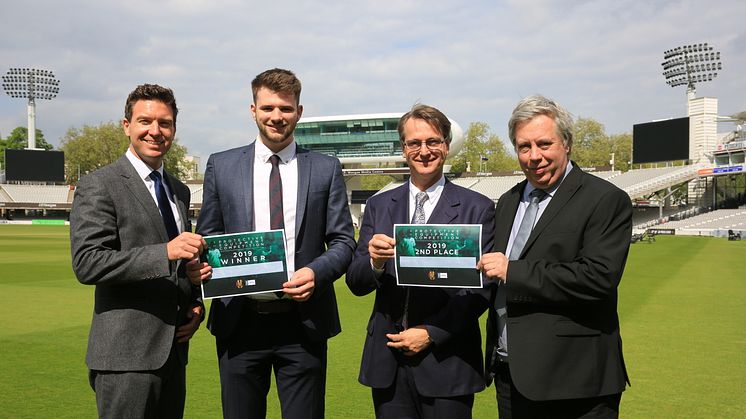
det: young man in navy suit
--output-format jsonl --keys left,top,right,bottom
{"left": 347, "top": 104, "right": 495, "bottom": 418}
{"left": 188, "top": 68, "right": 355, "bottom": 419}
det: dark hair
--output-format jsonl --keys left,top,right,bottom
{"left": 251, "top": 68, "right": 302, "bottom": 104}
{"left": 124, "top": 84, "right": 178, "bottom": 123}
{"left": 508, "top": 94, "right": 573, "bottom": 151}
{"left": 397, "top": 104, "right": 452, "bottom": 144}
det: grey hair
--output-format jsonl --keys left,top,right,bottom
{"left": 508, "top": 94, "right": 573, "bottom": 151}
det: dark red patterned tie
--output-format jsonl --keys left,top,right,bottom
{"left": 269, "top": 155, "right": 284, "bottom": 230}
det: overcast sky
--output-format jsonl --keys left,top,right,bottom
{"left": 1, "top": 0, "right": 744, "bottom": 166}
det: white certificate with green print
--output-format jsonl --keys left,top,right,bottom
{"left": 394, "top": 224, "right": 482, "bottom": 288}
{"left": 200, "top": 230, "right": 288, "bottom": 299}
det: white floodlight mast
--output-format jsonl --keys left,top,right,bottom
{"left": 661, "top": 43, "right": 722, "bottom": 100}
{"left": 1, "top": 68, "right": 61, "bottom": 149}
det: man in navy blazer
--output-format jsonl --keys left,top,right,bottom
{"left": 188, "top": 68, "right": 355, "bottom": 419}
{"left": 478, "top": 95, "right": 632, "bottom": 418}
{"left": 346, "top": 104, "right": 495, "bottom": 418}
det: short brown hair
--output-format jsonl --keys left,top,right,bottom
{"left": 124, "top": 84, "right": 178, "bottom": 123}
{"left": 397, "top": 104, "right": 452, "bottom": 145}
{"left": 251, "top": 68, "right": 302, "bottom": 104}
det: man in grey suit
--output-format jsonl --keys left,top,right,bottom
{"left": 71, "top": 84, "right": 206, "bottom": 418}
{"left": 187, "top": 68, "right": 355, "bottom": 418}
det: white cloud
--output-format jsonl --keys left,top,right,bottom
{"left": 1, "top": 0, "right": 744, "bottom": 167}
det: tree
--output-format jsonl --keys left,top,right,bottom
{"left": 448, "top": 122, "right": 517, "bottom": 174}
{"left": 608, "top": 132, "right": 632, "bottom": 172}
{"left": 571, "top": 117, "right": 610, "bottom": 168}
{"left": 359, "top": 174, "right": 395, "bottom": 190}
{"left": 731, "top": 111, "right": 746, "bottom": 123}
{"left": 60, "top": 121, "right": 191, "bottom": 184}
{"left": 0, "top": 127, "right": 52, "bottom": 168}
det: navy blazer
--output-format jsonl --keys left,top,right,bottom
{"left": 346, "top": 180, "right": 495, "bottom": 398}
{"left": 485, "top": 165, "right": 632, "bottom": 401}
{"left": 197, "top": 141, "right": 355, "bottom": 341}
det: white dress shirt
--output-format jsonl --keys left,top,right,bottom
{"left": 252, "top": 138, "right": 298, "bottom": 280}
{"left": 125, "top": 149, "right": 183, "bottom": 235}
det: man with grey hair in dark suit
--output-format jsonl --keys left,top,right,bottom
{"left": 70, "top": 84, "right": 206, "bottom": 418}
{"left": 478, "top": 95, "right": 631, "bottom": 418}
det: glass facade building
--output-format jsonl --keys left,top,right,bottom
{"left": 295, "top": 113, "right": 464, "bottom": 164}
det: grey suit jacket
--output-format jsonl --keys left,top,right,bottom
{"left": 197, "top": 142, "right": 355, "bottom": 341}
{"left": 485, "top": 164, "right": 631, "bottom": 401}
{"left": 70, "top": 155, "right": 199, "bottom": 371}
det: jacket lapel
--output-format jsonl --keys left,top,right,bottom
{"left": 386, "top": 183, "right": 409, "bottom": 227}
{"left": 115, "top": 156, "right": 169, "bottom": 242}
{"left": 241, "top": 143, "right": 256, "bottom": 231}
{"left": 521, "top": 165, "right": 583, "bottom": 255}
{"left": 427, "top": 180, "right": 459, "bottom": 224}
{"left": 295, "top": 146, "right": 311, "bottom": 239}
{"left": 496, "top": 182, "right": 523, "bottom": 253}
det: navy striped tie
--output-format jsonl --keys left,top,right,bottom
{"left": 269, "top": 155, "right": 284, "bottom": 230}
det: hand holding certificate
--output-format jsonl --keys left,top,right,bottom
{"left": 394, "top": 224, "right": 482, "bottom": 288}
{"left": 198, "top": 230, "right": 289, "bottom": 299}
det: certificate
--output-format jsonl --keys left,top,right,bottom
{"left": 200, "top": 230, "right": 288, "bottom": 299}
{"left": 394, "top": 224, "right": 482, "bottom": 288}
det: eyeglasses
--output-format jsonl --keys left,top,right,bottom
{"left": 403, "top": 138, "right": 446, "bottom": 151}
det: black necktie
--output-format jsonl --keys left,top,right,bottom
{"left": 149, "top": 171, "right": 179, "bottom": 240}
{"left": 269, "top": 155, "right": 285, "bottom": 230}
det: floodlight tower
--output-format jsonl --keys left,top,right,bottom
{"left": 662, "top": 43, "right": 722, "bottom": 100}
{"left": 1, "top": 68, "right": 61, "bottom": 149}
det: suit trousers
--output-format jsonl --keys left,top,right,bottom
{"left": 216, "top": 303, "right": 327, "bottom": 419}
{"left": 494, "top": 362, "right": 621, "bottom": 419}
{"left": 372, "top": 362, "right": 474, "bottom": 419}
{"left": 89, "top": 344, "right": 185, "bottom": 419}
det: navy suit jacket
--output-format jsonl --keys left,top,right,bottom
{"left": 197, "top": 142, "right": 355, "bottom": 341}
{"left": 485, "top": 165, "right": 632, "bottom": 401}
{"left": 346, "top": 180, "right": 495, "bottom": 398}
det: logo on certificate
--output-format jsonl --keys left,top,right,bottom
{"left": 428, "top": 270, "right": 436, "bottom": 281}
{"left": 235, "top": 280, "right": 244, "bottom": 289}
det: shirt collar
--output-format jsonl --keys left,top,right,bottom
{"left": 409, "top": 175, "right": 445, "bottom": 200}
{"left": 126, "top": 148, "right": 164, "bottom": 181}
{"left": 254, "top": 137, "right": 296, "bottom": 164}
{"left": 523, "top": 160, "right": 573, "bottom": 200}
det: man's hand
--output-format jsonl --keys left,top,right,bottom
{"left": 186, "top": 258, "right": 212, "bottom": 286}
{"left": 369, "top": 233, "right": 396, "bottom": 269}
{"left": 283, "top": 267, "right": 315, "bottom": 302}
{"left": 167, "top": 232, "right": 206, "bottom": 261}
{"left": 176, "top": 305, "right": 203, "bottom": 343}
{"left": 386, "top": 326, "right": 432, "bottom": 356}
{"left": 477, "top": 252, "right": 509, "bottom": 283}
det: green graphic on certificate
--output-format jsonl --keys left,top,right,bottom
{"left": 394, "top": 224, "right": 482, "bottom": 288}
{"left": 200, "top": 230, "right": 288, "bottom": 299}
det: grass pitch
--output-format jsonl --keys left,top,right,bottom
{"left": 0, "top": 225, "right": 744, "bottom": 418}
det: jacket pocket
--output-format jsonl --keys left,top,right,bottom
{"left": 554, "top": 320, "right": 600, "bottom": 337}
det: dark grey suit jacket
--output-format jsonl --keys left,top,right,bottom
{"left": 70, "top": 155, "right": 199, "bottom": 371}
{"left": 346, "top": 181, "right": 495, "bottom": 398}
{"left": 197, "top": 142, "right": 355, "bottom": 341}
{"left": 485, "top": 164, "right": 632, "bottom": 401}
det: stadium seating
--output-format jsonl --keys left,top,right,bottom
{"left": 1, "top": 184, "right": 70, "bottom": 204}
